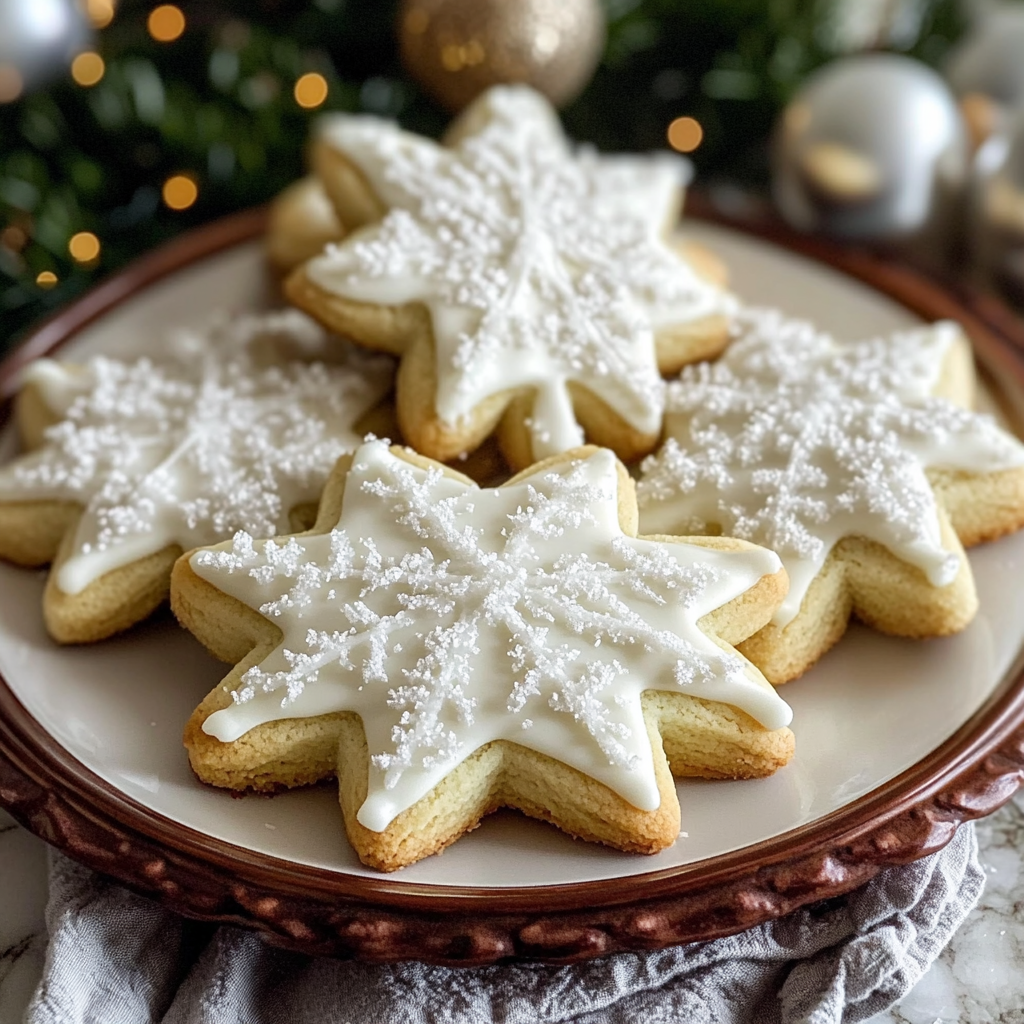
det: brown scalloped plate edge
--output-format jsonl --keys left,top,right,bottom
{"left": 2, "top": 205, "right": 1024, "bottom": 964}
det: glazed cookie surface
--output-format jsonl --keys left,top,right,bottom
{"left": 286, "top": 85, "right": 735, "bottom": 470}
{"left": 638, "top": 309, "right": 1024, "bottom": 683}
{"left": 0, "top": 310, "right": 393, "bottom": 643}
{"left": 173, "top": 439, "right": 793, "bottom": 871}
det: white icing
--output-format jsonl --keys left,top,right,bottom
{"left": 0, "top": 311, "right": 393, "bottom": 594}
{"left": 309, "top": 85, "right": 733, "bottom": 459}
{"left": 638, "top": 310, "right": 1024, "bottom": 627}
{"left": 192, "top": 441, "right": 790, "bottom": 833}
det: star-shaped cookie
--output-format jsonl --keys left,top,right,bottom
{"left": 172, "top": 440, "right": 794, "bottom": 871}
{"left": 285, "top": 85, "right": 735, "bottom": 471}
{"left": 638, "top": 309, "right": 1024, "bottom": 683}
{"left": 266, "top": 174, "right": 345, "bottom": 275}
{"left": 0, "top": 311, "right": 392, "bottom": 643}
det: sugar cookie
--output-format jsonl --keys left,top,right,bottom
{"left": 285, "top": 85, "right": 735, "bottom": 471}
{"left": 0, "top": 311, "right": 392, "bottom": 643}
{"left": 172, "top": 439, "right": 793, "bottom": 871}
{"left": 266, "top": 176, "right": 345, "bottom": 275}
{"left": 638, "top": 309, "right": 1024, "bottom": 683}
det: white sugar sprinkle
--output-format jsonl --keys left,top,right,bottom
{"left": 311, "top": 87, "right": 732, "bottom": 453}
{"left": 198, "top": 442, "right": 766, "bottom": 795}
{"left": 638, "top": 308, "right": 1024, "bottom": 623}
{"left": 0, "top": 311, "right": 393, "bottom": 590}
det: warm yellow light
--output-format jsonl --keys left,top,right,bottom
{"left": 163, "top": 174, "right": 198, "bottom": 210}
{"left": 464, "top": 40, "right": 485, "bottom": 66}
{"left": 71, "top": 52, "right": 105, "bottom": 87}
{"left": 294, "top": 72, "right": 328, "bottom": 110}
{"left": 0, "top": 64, "right": 23, "bottom": 103}
{"left": 800, "top": 143, "right": 881, "bottom": 202}
{"left": 667, "top": 116, "right": 703, "bottom": 154}
{"left": 441, "top": 44, "right": 463, "bottom": 72}
{"left": 69, "top": 232, "right": 101, "bottom": 263}
{"left": 148, "top": 5, "right": 185, "bottom": 42}
{"left": 86, "top": 0, "right": 115, "bottom": 29}
{"left": 404, "top": 7, "right": 429, "bottom": 35}
{"left": 36, "top": 271, "right": 58, "bottom": 289}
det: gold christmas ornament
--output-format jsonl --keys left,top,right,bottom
{"left": 398, "top": 0, "right": 605, "bottom": 112}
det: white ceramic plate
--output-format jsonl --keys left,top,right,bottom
{"left": 2, "top": 222, "right": 1023, "bottom": 889}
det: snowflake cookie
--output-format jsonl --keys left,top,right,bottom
{"left": 0, "top": 311, "right": 393, "bottom": 644}
{"left": 284, "top": 84, "right": 735, "bottom": 472}
{"left": 266, "top": 175, "right": 344, "bottom": 276}
{"left": 637, "top": 309, "right": 1024, "bottom": 683}
{"left": 172, "top": 439, "right": 794, "bottom": 871}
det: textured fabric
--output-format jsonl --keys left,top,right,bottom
{"left": 25, "top": 825, "right": 982, "bottom": 1024}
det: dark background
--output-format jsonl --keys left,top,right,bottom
{"left": 0, "top": 0, "right": 968, "bottom": 348}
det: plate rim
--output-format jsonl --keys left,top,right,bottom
{"left": 3, "top": 203, "right": 1024, "bottom": 964}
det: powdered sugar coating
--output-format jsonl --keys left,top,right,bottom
{"left": 308, "top": 86, "right": 732, "bottom": 458}
{"left": 193, "top": 441, "right": 789, "bottom": 832}
{"left": 637, "top": 309, "right": 1024, "bottom": 626}
{"left": 0, "top": 311, "right": 393, "bottom": 594}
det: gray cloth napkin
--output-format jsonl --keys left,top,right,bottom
{"left": 25, "top": 824, "right": 982, "bottom": 1024}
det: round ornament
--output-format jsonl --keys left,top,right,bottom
{"left": 946, "top": 4, "right": 1024, "bottom": 149}
{"left": 397, "top": 0, "right": 605, "bottom": 113}
{"left": 0, "top": 0, "right": 91, "bottom": 101}
{"left": 772, "top": 53, "right": 968, "bottom": 268}
{"left": 815, "top": 0, "right": 930, "bottom": 54}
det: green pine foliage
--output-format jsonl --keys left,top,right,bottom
{"left": 0, "top": 0, "right": 964, "bottom": 348}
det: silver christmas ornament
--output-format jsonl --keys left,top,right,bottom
{"left": 772, "top": 53, "right": 968, "bottom": 268}
{"left": 816, "top": 0, "right": 930, "bottom": 55}
{"left": 946, "top": 4, "right": 1024, "bottom": 148}
{"left": 970, "top": 105, "right": 1024, "bottom": 305}
{"left": 0, "top": 0, "right": 91, "bottom": 103}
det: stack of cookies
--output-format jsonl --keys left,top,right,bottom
{"left": 3, "top": 85, "right": 1024, "bottom": 871}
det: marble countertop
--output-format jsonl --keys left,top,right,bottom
{"left": 3, "top": 796, "right": 1024, "bottom": 1023}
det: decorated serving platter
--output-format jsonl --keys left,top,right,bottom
{"left": 1, "top": 207, "right": 1023, "bottom": 964}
